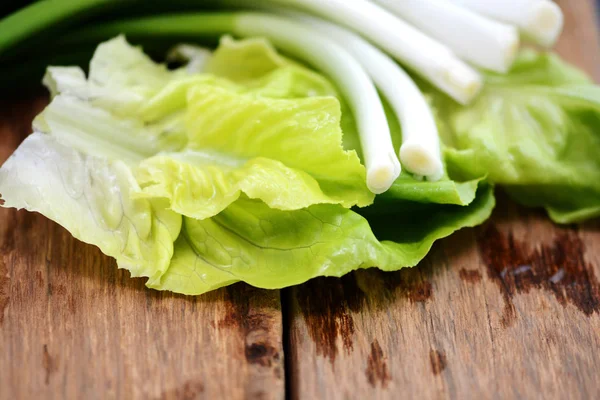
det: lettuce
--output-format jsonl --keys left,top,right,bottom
{"left": 151, "top": 184, "right": 494, "bottom": 295}
{"left": 42, "top": 36, "right": 373, "bottom": 217}
{"left": 0, "top": 36, "right": 496, "bottom": 295}
{"left": 0, "top": 133, "right": 182, "bottom": 283}
{"left": 0, "top": 132, "right": 493, "bottom": 295}
{"left": 43, "top": 36, "right": 187, "bottom": 117}
{"left": 427, "top": 51, "right": 600, "bottom": 223}
{"left": 135, "top": 83, "right": 371, "bottom": 220}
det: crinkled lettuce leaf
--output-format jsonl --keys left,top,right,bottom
{"left": 33, "top": 94, "right": 186, "bottom": 160}
{"left": 40, "top": 36, "right": 373, "bottom": 218}
{"left": 0, "top": 132, "right": 493, "bottom": 296}
{"left": 0, "top": 133, "right": 182, "bottom": 284}
{"left": 0, "top": 36, "right": 497, "bottom": 296}
{"left": 44, "top": 35, "right": 186, "bottom": 117}
{"left": 135, "top": 83, "right": 372, "bottom": 219}
{"left": 205, "top": 35, "right": 287, "bottom": 82}
{"left": 368, "top": 171, "right": 484, "bottom": 214}
{"left": 150, "top": 183, "right": 494, "bottom": 295}
{"left": 427, "top": 51, "right": 600, "bottom": 223}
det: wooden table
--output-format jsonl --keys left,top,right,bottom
{"left": 1, "top": 1, "right": 600, "bottom": 399}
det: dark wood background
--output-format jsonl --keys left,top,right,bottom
{"left": 1, "top": 0, "right": 599, "bottom": 398}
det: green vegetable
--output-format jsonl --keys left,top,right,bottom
{"left": 0, "top": 131, "right": 492, "bottom": 295}
{"left": 53, "top": 12, "right": 401, "bottom": 193}
{"left": 0, "top": 132, "right": 182, "bottom": 283}
{"left": 1, "top": 0, "right": 481, "bottom": 105}
{"left": 251, "top": 0, "right": 483, "bottom": 104}
{"left": 373, "top": 0, "right": 519, "bottom": 73}
{"left": 37, "top": 37, "right": 373, "bottom": 217}
{"left": 0, "top": 0, "right": 597, "bottom": 300}
{"left": 0, "top": 0, "right": 116, "bottom": 58}
{"left": 429, "top": 51, "right": 600, "bottom": 223}
{"left": 153, "top": 186, "right": 494, "bottom": 295}
{"left": 0, "top": 0, "right": 220, "bottom": 59}
{"left": 0, "top": 37, "right": 494, "bottom": 295}
{"left": 371, "top": 170, "right": 484, "bottom": 211}
{"left": 136, "top": 83, "right": 373, "bottom": 217}
{"left": 445, "top": 0, "right": 564, "bottom": 48}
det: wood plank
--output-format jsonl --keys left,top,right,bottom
{"left": 0, "top": 96, "right": 284, "bottom": 399}
{"left": 288, "top": 208, "right": 600, "bottom": 399}
{"left": 285, "top": 0, "right": 600, "bottom": 399}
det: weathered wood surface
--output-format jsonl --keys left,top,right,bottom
{"left": 285, "top": 0, "right": 600, "bottom": 399}
{"left": 0, "top": 101, "right": 285, "bottom": 398}
{"left": 1, "top": 1, "right": 600, "bottom": 399}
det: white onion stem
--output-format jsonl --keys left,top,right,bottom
{"left": 262, "top": 0, "right": 483, "bottom": 104}
{"left": 234, "top": 13, "right": 401, "bottom": 193}
{"left": 374, "top": 0, "right": 520, "bottom": 73}
{"left": 281, "top": 12, "right": 443, "bottom": 180}
{"left": 447, "top": 0, "right": 564, "bottom": 47}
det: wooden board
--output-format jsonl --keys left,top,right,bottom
{"left": 285, "top": 1, "right": 600, "bottom": 399}
{"left": 0, "top": 101, "right": 285, "bottom": 399}
{"left": 1, "top": 1, "right": 600, "bottom": 399}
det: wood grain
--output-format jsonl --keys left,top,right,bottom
{"left": 0, "top": 98, "right": 284, "bottom": 399}
{"left": 1, "top": 1, "right": 600, "bottom": 399}
{"left": 285, "top": 0, "right": 600, "bottom": 399}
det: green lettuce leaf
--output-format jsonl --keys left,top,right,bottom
{"left": 427, "top": 51, "right": 600, "bottom": 223}
{"left": 44, "top": 35, "right": 186, "bottom": 117}
{"left": 0, "top": 133, "right": 182, "bottom": 283}
{"left": 0, "top": 36, "right": 498, "bottom": 296}
{"left": 150, "top": 183, "right": 494, "bottom": 295}
{"left": 204, "top": 35, "right": 288, "bottom": 82}
{"left": 41, "top": 36, "right": 373, "bottom": 218}
{"left": 135, "top": 83, "right": 371, "bottom": 219}
{"left": 33, "top": 94, "right": 186, "bottom": 160}
{"left": 0, "top": 132, "right": 494, "bottom": 296}
{"left": 368, "top": 170, "right": 484, "bottom": 215}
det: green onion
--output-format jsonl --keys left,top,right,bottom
{"left": 280, "top": 11, "right": 443, "bottom": 180}
{"left": 0, "top": 0, "right": 121, "bottom": 58}
{"left": 447, "top": 0, "right": 564, "bottom": 47}
{"left": 259, "top": 0, "right": 483, "bottom": 104}
{"left": 373, "top": 0, "right": 520, "bottom": 73}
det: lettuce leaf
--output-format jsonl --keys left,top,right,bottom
{"left": 367, "top": 171, "right": 484, "bottom": 215}
{"left": 44, "top": 35, "right": 186, "bottom": 117}
{"left": 150, "top": 183, "right": 494, "bottom": 295}
{"left": 0, "top": 132, "right": 494, "bottom": 296}
{"left": 0, "top": 36, "right": 497, "bottom": 296}
{"left": 134, "top": 83, "right": 371, "bottom": 220}
{"left": 33, "top": 94, "right": 186, "bottom": 161}
{"left": 0, "top": 133, "right": 182, "bottom": 283}
{"left": 427, "top": 51, "right": 600, "bottom": 223}
{"left": 40, "top": 36, "right": 373, "bottom": 218}
{"left": 204, "top": 35, "right": 289, "bottom": 82}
